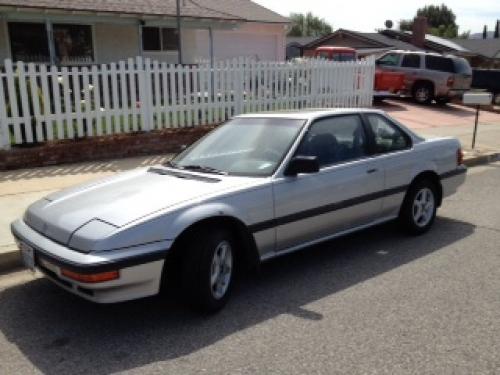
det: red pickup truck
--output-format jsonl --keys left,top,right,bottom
{"left": 314, "top": 47, "right": 405, "bottom": 97}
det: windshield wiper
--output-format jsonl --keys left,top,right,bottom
{"left": 179, "top": 165, "right": 228, "bottom": 175}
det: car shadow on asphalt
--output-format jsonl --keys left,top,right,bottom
{"left": 0, "top": 217, "right": 475, "bottom": 374}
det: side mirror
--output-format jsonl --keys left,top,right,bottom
{"left": 284, "top": 156, "right": 320, "bottom": 176}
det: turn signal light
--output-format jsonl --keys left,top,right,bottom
{"left": 457, "top": 148, "right": 464, "bottom": 166}
{"left": 447, "top": 76, "right": 455, "bottom": 87}
{"left": 61, "top": 269, "right": 119, "bottom": 283}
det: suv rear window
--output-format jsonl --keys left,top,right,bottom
{"left": 425, "top": 56, "right": 454, "bottom": 73}
{"left": 401, "top": 54, "right": 421, "bottom": 68}
{"left": 453, "top": 58, "right": 472, "bottom": 75}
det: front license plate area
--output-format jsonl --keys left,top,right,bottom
{"left": 19, "top": 242, "right": 35, "bottom": 271}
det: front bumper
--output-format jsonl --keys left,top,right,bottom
{"left": 11, "top": 219, "right": 172, "bottom": 303}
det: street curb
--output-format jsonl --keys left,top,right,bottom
{"left": 1, "top": 152, "right": 499, "bottom": 274}
{"left": 463, "top": 152, "right": 500, "bottom": 167}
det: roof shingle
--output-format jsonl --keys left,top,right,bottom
{"left": 0, "top": 0, "right": 289, "bottom": 23}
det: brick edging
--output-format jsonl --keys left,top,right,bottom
{"left": 0, "top": 126, "right": 214, "bottom": 171}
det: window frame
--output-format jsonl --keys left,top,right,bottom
{"left": 361, "top": 113, "right": 413, "bottom": 156}
{"left": 141, "top": 26, "right": 179, "bottom": 52}
{"left": 52, "top": 22, "right": 96, "bottom": 65}
{"left": 295, "top": 114, "right": 372, "bottom": 170}
{"left": 6, "top": 20, "right": 96, "bottom": 65}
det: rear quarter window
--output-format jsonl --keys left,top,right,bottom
{"left": 425, "top": 56, "right": 455, "bottom": 73}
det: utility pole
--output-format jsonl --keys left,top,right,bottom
{"left": 176, "top": 0, "right": 183, "bottom": 64}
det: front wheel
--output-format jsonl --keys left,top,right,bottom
{"left": 180, "top": 227, "right": 235, "bottom": 313}
{"left": 399, "top": 180, "right": 438, "bottom": 235}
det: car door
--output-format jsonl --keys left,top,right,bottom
{"left": 272, "top": 114, "right": 384, "bottom": 252}
{"left": 397, "top": 53, "right": 422, "bottom": 90}
{"left": 363, "top": 113, "right": 416, "bottom": 218}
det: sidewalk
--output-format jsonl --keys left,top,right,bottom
{"left": 1, "top": 101, "right": 500, "bottom": 271}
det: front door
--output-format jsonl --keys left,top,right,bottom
{"left": 273, "top": 114, "right": 384, "bottom": 252}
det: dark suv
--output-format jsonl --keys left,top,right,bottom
{"left": 376, "top": 51, "right": 472, "bottom": 105}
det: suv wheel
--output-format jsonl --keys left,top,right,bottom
{"left": 180, "top": 226, "right": 236, "bottom": 313}
{"left": 413, "top": 83, "right": 433, "bottom": 105}
{"left": 399, "top": 179, "right": 438, "bottom": 235}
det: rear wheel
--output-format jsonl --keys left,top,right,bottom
{"left": 412, "top": 83, "right": 433, "bottom": 105}
{"left": 399, "top": 179, "right": 438, "bottom": 235}
{"left": 180, "top": 226, "right": 235, "bottom": 313}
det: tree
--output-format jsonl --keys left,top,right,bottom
{"left": 287, "top": 12, "right": 333, "bottom": 37}
{"left": 458, "top": 30, "right": 471, "bottom": 39}
{"left": 495, "top": 20, "right": 499, "bottom": 38}
{"left": 483, "top": 25, "right": 488, "bottom": 39}
{"left": 399, "top": 4, "right": 459, "bottom": 38}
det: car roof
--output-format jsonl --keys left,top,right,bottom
{"left": 235, "top": 108, "right": 386, "bottom": 121}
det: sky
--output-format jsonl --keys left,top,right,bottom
{"left": 253, "top": 0, "right": 500, "bottom": 35}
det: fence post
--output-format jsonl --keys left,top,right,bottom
{"left": 0, "top": 66, "right": 10, "bottom": 150}
{"left": 137, "top": 56, "right": 153, "bottom": 131}
{"left": 234, "top": 57, "right": 244, "bottom": 115}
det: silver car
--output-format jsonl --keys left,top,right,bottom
{"left": 11, "top": 109, "right": 466, "bottom": 312}
{"left": 376, "top": 51, "right": 473, "bottom": 105}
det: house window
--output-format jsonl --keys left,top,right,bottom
{"left": 142, "top": 27, "right": 179, "bottom": 51}
{"left": 7, "top": 21, "right": 94, "bottom": 64}
{"left": 53, "top": 24, "right": 94, "bottom": 64}
{"left": 8, "top": 22, "right": 50, "bottom": 62}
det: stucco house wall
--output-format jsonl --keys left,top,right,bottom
{"left": 0, "top": 19, "right": 286, "bottom": 65}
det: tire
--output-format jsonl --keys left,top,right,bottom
{"left": 399, "top": 179, "right": 438, "bottom": 235}
{"left": 412, "top": 83, "right": 433, "bottom": 105}
{"left": 180, "top": 226, "right": 236, "bottom": 313}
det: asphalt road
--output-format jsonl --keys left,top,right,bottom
{"left": 0, "top": 163, "right": 499, "bottom": 375}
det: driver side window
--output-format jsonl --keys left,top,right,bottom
{"left": 376, "top": 53, "right": 401, "bottom": 67}
{"left": 296, "top": 115, "right": 367, "bottom": 168}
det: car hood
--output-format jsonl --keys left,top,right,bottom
{"left": 24, "top": 167, "right": 262, "bottom": 245}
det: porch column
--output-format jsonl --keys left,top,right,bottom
{"left": 176, "top": 0, "right": 183, "bottom": 64}
{"left": 45, "top": 20, "right": 56, "bottom": 65}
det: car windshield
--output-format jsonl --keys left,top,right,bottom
{"left": 168, "top": 118, "right": 305, "bottom": 177}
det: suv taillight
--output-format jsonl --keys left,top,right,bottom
{"left": 447, "top": 76, "right": 455, "bottom": 87}
{"left": 457, "top": 148, "right": 464, "bottom": 166}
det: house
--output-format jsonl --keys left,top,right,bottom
{"left": 287, "top": 29, "right": 421, "bottom": 60}
{"left": 450, "top": 39, "right": 500, "bottom": 68}
{"left": 0, "top": 0, "right": 289, "bottom": 65}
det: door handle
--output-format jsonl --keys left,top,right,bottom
{"left": 366, "top": 168, "right": 378, "bottom": 174}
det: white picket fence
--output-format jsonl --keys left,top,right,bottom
{"left": 0, "top": 56, "right": 375, "bottom": 149}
